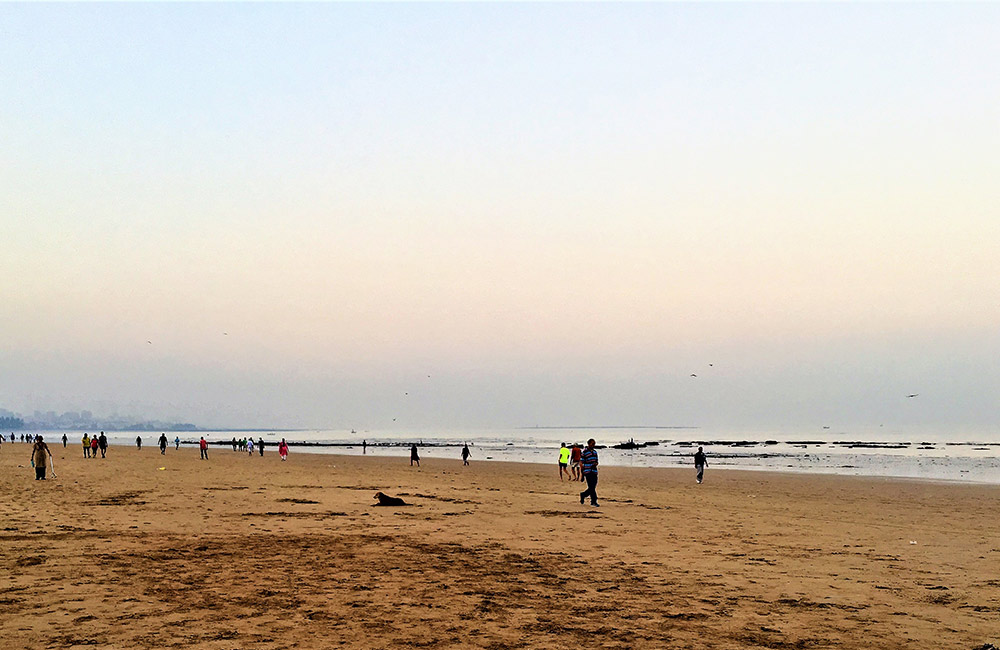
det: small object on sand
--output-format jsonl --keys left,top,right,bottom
{"left": 373, "top": 492, "right": 408, "bottom": 507}
{"left": 157, "top": 467, "right": 166, "bottom": 471}
{"left": 909, "top": 540, "right": 917, "bottom": 545}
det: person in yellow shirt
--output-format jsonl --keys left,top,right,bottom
{"left": 558, "top": 443, "right": 572, "bottom": 481}
{"left": 82, "top": 433, "right": 91, "bottom": 459}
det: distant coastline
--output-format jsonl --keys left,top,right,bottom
{"left": 0, "top": 406, "right": 309, "bottom": 433}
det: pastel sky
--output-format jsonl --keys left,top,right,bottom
{"left": 2, "top": 4, "right": 999, "bottom": 432}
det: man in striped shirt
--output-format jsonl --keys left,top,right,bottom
{"left": 579, "top": 438, "right": 599, "bottom": 507}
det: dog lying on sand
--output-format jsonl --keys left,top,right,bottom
{"left": 373, "top": 492, "right": 408, "bottom": 506}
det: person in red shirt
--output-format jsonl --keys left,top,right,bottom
{"left": 570, "top": 443, "right": 583, "bottom": 481}
{"left": 90, "top": 436, "right": 99, "bottom": 459}
{"left": 199, "top": 437, "right": 209, "bottom": 460}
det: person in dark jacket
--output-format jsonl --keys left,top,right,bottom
{"left": 694, "top": 447, "right": 708, "bottom": 484}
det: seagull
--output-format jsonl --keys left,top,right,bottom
{"left": 147, "top": 341, "right": 152, "bottom": 344}
{"left": 690, "top": 374, "right": 697, "bottom": 378}
{"left": 708, "top": 364, "right": 713, "bottom": 367}
{"left": 907, "top": 394, "right": 919, "bottom": 398}
{"left": 223, "top": 332, "right": 228, "bottom": 336}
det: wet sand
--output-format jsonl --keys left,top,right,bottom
{"left": 1, "top": 443, "right": 998, "bottom": 649}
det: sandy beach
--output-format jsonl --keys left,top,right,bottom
{"left": 1, "top": 442, "right": 997, "bottom": 649}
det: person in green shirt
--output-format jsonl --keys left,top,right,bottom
{"left": 558, "top": 443, "right": 572, "bottom": 481}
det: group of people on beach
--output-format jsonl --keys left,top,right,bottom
{"left": 409, "top": 443, "right": 472, "bottom": 467}
{"left": 3, "top": 432, "right": 72, "bottom": 448}
{"left": 557, "top": 440, "right": 602, "bottom": 506}
{"left": 228, "top": 436, "right": 289, "bottom": 461}
{"left": 2, "top": 432, "right": 45, "bottom": 444}
{"left": 81, "top": 432, "right": 109, "bottom": 458}
{"left": 557, "top": 440, "right": 710, "bottom": 507}
{"left": 231, "top": 437, "right": 262, "bottom": 454}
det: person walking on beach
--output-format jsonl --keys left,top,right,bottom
{"left": 461, "top": 444, "right": 471, "bottom": 466}
{"left": 231, "top": 437, "right": 237, "bottom": 452}
{"left": 174, "top": 435, "right": 180, "bottom": 450}
{"left": 570, "top": 443, "right": 582, "bottom": 481}
{"left": 31, "top": 436, "right": 53, "bottom": 481}
{"left": 199, "top": 436, "right": 209, "bottom": 460}
{"left": 363, "top": 439, "right": 367, "bottom": 455}
{"left": 135, "top": 436, "right": 142, "bottom": 450}
{"left": 278, "top": 438, "right": 289, "bottom": 461}
{"left": 694, "top": 447, "right": 708, "bottom": 484}
{"left": 579, "top": 438, "right": 599, "bottom": 507}
{"left": 558, "top": 443, "right": 572, "bottom": 481}
{"left": 91, "top": 435, "right": 99, "bottom": 459}
{"left": 62, "top": 433, "right": 68, "bottom": 448}
{"left": 98, "top": 432, "right": 107, "bottom": 458}
{"left": 247, "top": 438, "right": 254, "bottom": 456}
{"left": 258, "top": 438, "right": 265, "bottom": 456}
{"left": 158, "top": 433, "right": 168, "bottom": 455}
{"left": 82, "top": 433, "right": 91, "bottom": 459}
{"left": 410, "top": 444, "right": 420, "bottom": 467}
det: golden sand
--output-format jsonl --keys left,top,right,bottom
{"left": 2, "top": 443, "right": 998, "bottom": 649}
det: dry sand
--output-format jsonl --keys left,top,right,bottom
{"left": 1, "top": 442, "right": 998, "bottom": 649}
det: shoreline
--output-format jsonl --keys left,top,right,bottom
{"left": 14, "top": 437, "right": 1000, "bottom": 487}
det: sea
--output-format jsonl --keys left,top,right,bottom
{"left": 16, "top": 425, "right": 1000, "bottom": 485}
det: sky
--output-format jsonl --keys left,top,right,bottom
{"left": 2, "top": 3, "right": 999, "bottom": 433}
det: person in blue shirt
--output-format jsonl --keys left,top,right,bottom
{"left": 579, "top": 438, "right": 599, "bottom": 507}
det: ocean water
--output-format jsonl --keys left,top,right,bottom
{"left": 18, "top": 425, "right": 998, "bottom": 485}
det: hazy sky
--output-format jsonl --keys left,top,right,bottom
{"left": 2, "top": 4, "right": 999, "bottom": 432}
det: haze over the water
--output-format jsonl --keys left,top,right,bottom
{"left": 2, "top": 4, "right": 999, "bottom": 433}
